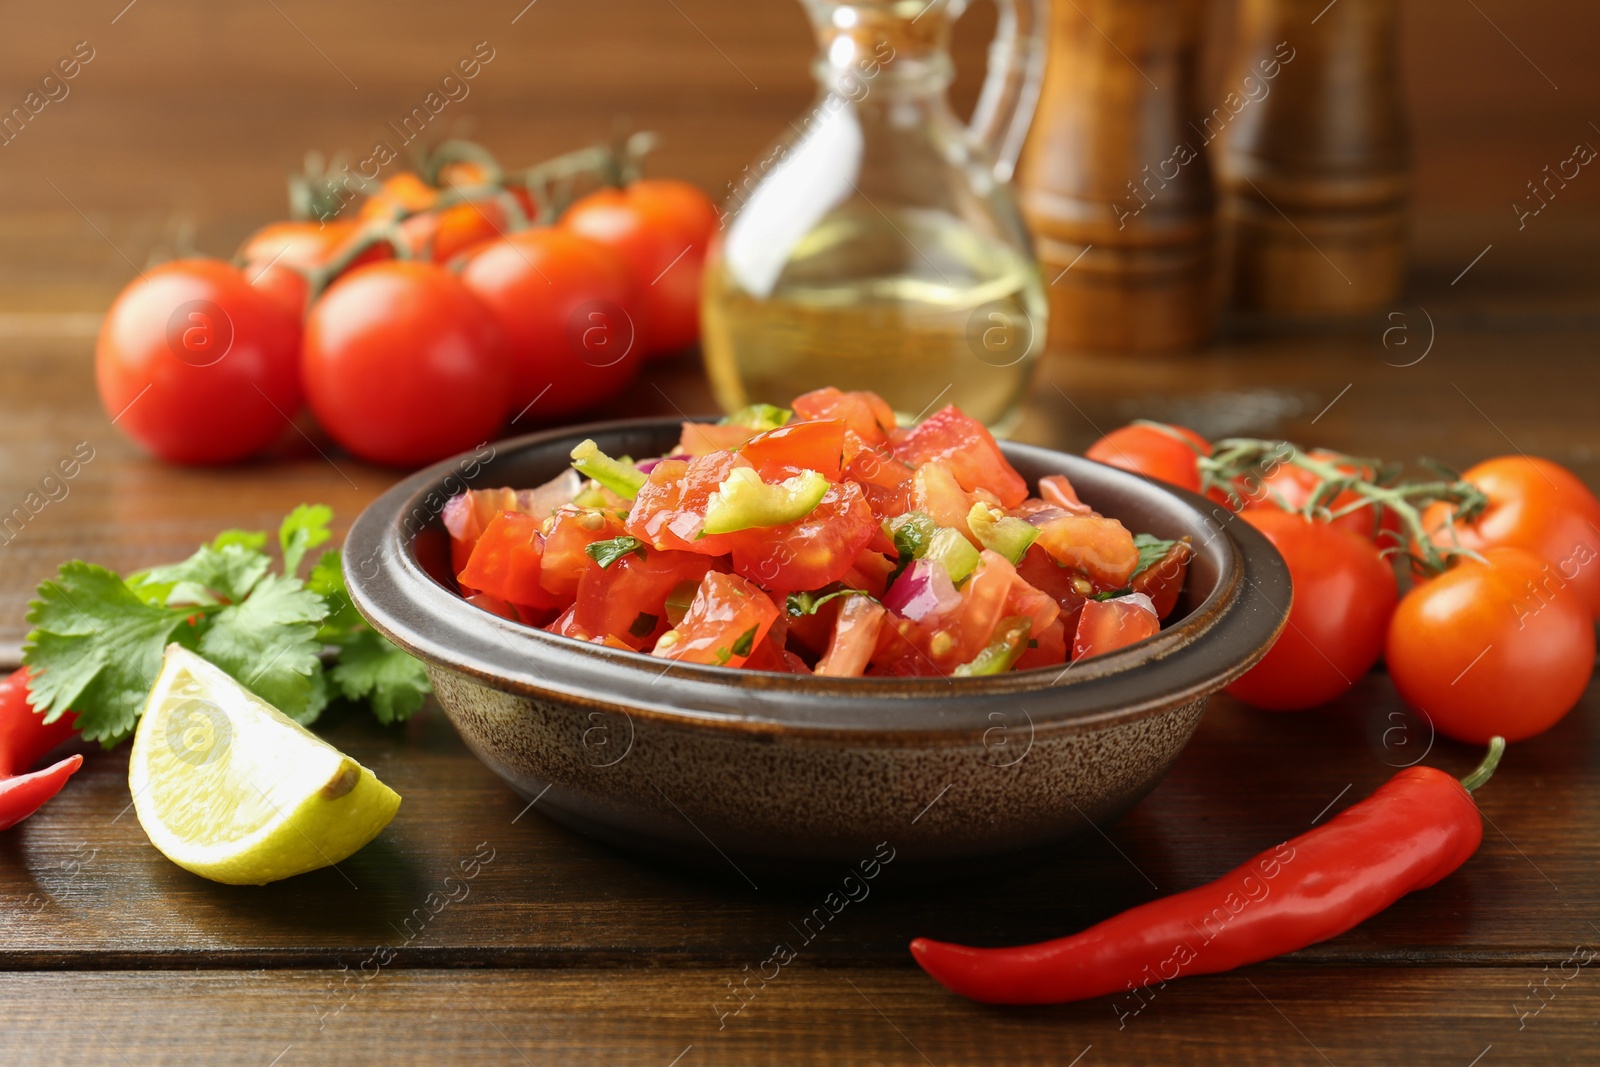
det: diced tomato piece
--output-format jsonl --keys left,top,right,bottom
{"left": 792, "top": 387, "right": 897, "bottom": 446}
{"left": 891, "top": 405, "right": 1027, "bottom": 508}
{"left": 726, "top": 480, "right": 878, "bottom": 593}
{"left": 676, "top": 421, "right": 758, "bottom": 457}
{"left": 457, "top": 511, "right": 564, "bottom": 610}
{"left": 1016, "top": 544, "right": 1090, "bottom": 630}
{"left": 911, "top": 462, "right": 979, "bottom": 544}
{"left": 1072, "top": 594, "right": 1161, "bottom": 660}
{"left": 1038, "top": 474, "right": 1096, "bottom": 517}
{"left": 1130, "top": 539, "right": 1193, "bottom": 619}
{"left": 465, "top": 592, "right": 517, "bottom": 620}
{"left": 840, "top": 548, "right": 895, "bottom": 598}
{"left": 652, "top": 572, "right": 780, "bottom": 667}
{"left": 1003, "top": 572, "right": 1061, "bottom": 636}
{"left": 540, "top": 506, "right": 628, "bottom": 600}
{"left": 842, "top": 429, "right": 914, "bottom": 516}
{"left": 815, "top": 596, "right": 888, "bottom": 677}
{"left": 947, "top": 550, "right": 1017, "bottom": 663}
{"left": 573, "top": 548, "right": 714, "bottom": 650}
{"left": 545, "top": 604, "right": 593, "bottom": 640}
{"left": 741, "top": 419, "right": 844, "bottom": 481}
{"left": 786, "top": 606, "right": 837, "bottom": 657}
{"left": 869, "top": 615, "right": 948, "bottom": 677}
{"left": 444, "top": 488, "right": 519, "bottom": 574}
{"left": 1015, "top": 618, "right": 1068, "bottom": 670}
{"left": 624, "top": 452, "right": 748, "bottom": 555}
{"left": 1032, "top": 514, "right": 1140, "bottom": 589}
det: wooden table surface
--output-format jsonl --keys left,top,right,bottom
{"left": 3, "top": 1, "right": 1599, "bottom": 1064}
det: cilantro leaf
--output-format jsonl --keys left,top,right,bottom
{"left": 211, "top": 528, "right": 269, "bottom": 552}
{"left": 786, "top": 587, "right": 877, "bottom": 616}
{"left": 280, "top": 504, "right": 334, "bottom": 577}
{"left": 23, "top": 562, "right": 195, "bottom": 744}
{"left": 730, "top": 625, "right": 758, "bottom": 658}
{"left": 585, "top": 535, "right": 646, "bottom": 569}
{"left": 309, "top": 548, "right": 362, "bottom": 635}
{"left": 328, "top": 629, "right": 431, "bottom": 725}
{"left": 198, "top": 573, "right": 328, "bottom": 723}
{"left": 128, "top": 542, "right": 271, "bottom": 608}
{"left": 1132, "top": 534, "right": 1180, "bottom": 577}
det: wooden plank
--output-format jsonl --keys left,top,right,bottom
{"left": 4, "top": 964, "right": 1594, "bottom": 1066}
{"left": 2, "top": 680, "right": 1594, "bottom": 968}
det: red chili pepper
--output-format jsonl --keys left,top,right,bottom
{"left": 0, "top": 666, "right": 82, "bottom": 831}
{"left": 910, "top": 739, "right": 1504, "bottom": 1007}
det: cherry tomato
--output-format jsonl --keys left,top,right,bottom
{"left": 1226, "top": 509, "right": 1398, "bottom": 712}
{"left": 1423, "top": 456, "right": 1600, "bottom": 619}
{"left": 96, "top": 259, "right": 303, "bottom": 465}
{"left": 1387, "top": 546, "right": 1594, "bottom": 743}
{"left": 460, "top": 229, "right": 644, "bottom": 418}
{"left": 402, "top": 200, "right": 514, "bottom": 262}
{"left": 561, "top": 179, "right": 719, "bottom": 357}
{"left": 245, "top": 259, "right": 309, "bottom": 320}
{"left": 892, "top": 405, "right": 1028, "bottom": 508}
{"left": 1085, "top": 423, "right": 1211, "bottom": 493}
{"left": 1244, "top": 450, "right": 1403, "bottom": 545}
{"left": 360, "top": 173, "right": 438, "bottom": 221}
{"left": 302, "top": 261, "right": 511, "bottom": 467}
{"left": 239, "top": 220, "right": 391, "bottom": 276}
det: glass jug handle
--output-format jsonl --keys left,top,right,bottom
{"left": 964, "top": 0, "right": 1049, "bottom": 182}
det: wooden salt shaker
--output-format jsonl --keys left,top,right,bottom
{"left": 1216, "top": 0, "right": 1409, "bottom": 313}
{"left": 1017, "top": 0, "right": 1217, "bottom": 353}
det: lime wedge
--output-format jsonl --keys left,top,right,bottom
{"left": 129, "top": 644, "right": 401, "bottom": 885}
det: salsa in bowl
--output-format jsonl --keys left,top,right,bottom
{"left": 344, "top": 394, "right": 1289, "bottom": 865}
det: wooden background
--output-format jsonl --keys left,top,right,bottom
{"left": 2, "top": 1, "right": 1599, "bottom": 1064}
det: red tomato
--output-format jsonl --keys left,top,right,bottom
{"left": 461, "top": 229, "right": 644, "bottom": 418}
{"left": 792, "top": 387, "right": 897, "bottom": 447}
{"left": 1073, "top": 595, "right": 1161, "bottom": 660}
{"left": 653, "top": 572, "right": 780, "bottom": 667}
{"left": 676, "top": 421, "right": 759, "bottom": 456}
{"left": 892, "top": 405, "right": 1028, "bottom": 508}
{"left": 815, "top": 596, "right": 889, "bottom": 677}
{"left": 1085, "top": 423, "right": 1211, "bottom": 492}
{"left": 944, "top": 550, "right": 1020, "bottom": 664}
{"left": 562, "top": 179, "right": 719, "bottom": 357}
{"left": 740, "top": 419, "right": 845, "bottom": 481}
{"left": 1038, "top": 474, "right": 1095, "bottom": 515}
{"left": 456, "top": 511, "right": 563, "bottom": 610}
{"left": 303, "top": 262, "right": 511, "bottom": 467}
{"left": 1387, "top": 546, "right": 1594, "bottom": 743}
{"left": 624, "top": 452, "right": 747, "bottom": 555}
{"left": 1244, "top": 450, "right": 1402, "bottom": 546}
{"left": 1016, "top": 544, "right": 1091, "bottom": 629}
{"left": 1226, "top": 509, "right": 1398, "bottom": 711}
{"left": 402, "top": 200, "right": 515, "bottom": 263}
{"left": 443, "top": 487, "right": 520, "bottom": 574}
{"left": 1031, "top": 514, "right": 1140, "bottom": 589}
{"left": 911, "top": 462, "right": 983, "bottom": 541}
{"left": 573, "top": 548, "right": 713, "bottom": 650}
{"left": 539, "top": 506, "right": 627, "bottom": 600}
{"left": 1423, "top": 456, "right": 1600, "bottom": 619}
{"left": 96, "top": 259, "right": 303, "bottom": 464}
{"left": 240, "top": 220, "right": 391, "bottom": 278}
{"left": 0, "top": 667, "right": 78, "bottom": 775}
{"left": 727, "top": 481, "right": 878, "bottom": 592}
{"left": 1015, "top": 618, "right": 1068, "bottom": 670}
{"left": 844, "top": 430, "right": 915, "bottom": 517}
{"left": 360, "top": 173, "right": 438, "bottom": 220}
{"left": 1130, "top": 540, "right": 1193, "bottom": 619}
{"left": 245, "top": 259, "right": 309, "bottom": 320}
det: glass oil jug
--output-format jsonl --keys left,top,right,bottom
{"left": 701, "top": 0, "right": 1049, "bottom": 431}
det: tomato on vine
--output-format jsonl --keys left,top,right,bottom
{"left": 1225, "top": 509, "right": 1398, "bottom": 712}
{"left": 96, "top": 259, "right": 303, "bottom": 465}
{"left": 562, "top": 179, "right": 719, "bottom": 357}
{"left": 302, "top": 262, "right": 511, "bottom": 467}
{"left": 1387, "top": 546, "right": 1594, "bottom": 743}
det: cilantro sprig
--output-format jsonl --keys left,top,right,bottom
{"left": 23, "top": 505, "right": 430, "bottom": 746}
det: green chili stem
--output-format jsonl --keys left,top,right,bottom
{"left": 1461, "top": 736, "right": 1506, "bottom": 794}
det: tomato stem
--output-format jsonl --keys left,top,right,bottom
{"left": 1198, "top": 439, "right": 1489, "bottom": 576}
{"left": 1460, "top": 736, "right": 1506, "bottom": 794}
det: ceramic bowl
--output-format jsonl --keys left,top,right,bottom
{"left": 344, "top": 418, "right": 1289, "bottom": 867}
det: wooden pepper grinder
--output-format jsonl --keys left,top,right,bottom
{"left": 1216, "top": 0, "right": 1409, "bottom": 313}
{"left": 1017, "top": 0, "right": 1216, "bottom": 353}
